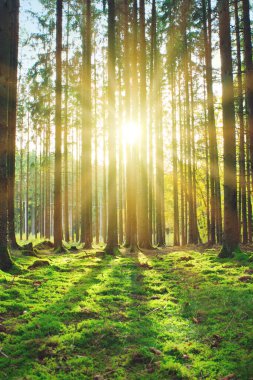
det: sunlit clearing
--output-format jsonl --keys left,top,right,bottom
{"left": 122, "top": 121, "right": 140, "bottom": 145}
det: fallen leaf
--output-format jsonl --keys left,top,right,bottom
{"left": 33, "top": 281, "right": 42, "bottom": 287}
{"left": 149, "top": 347, "right": 162, "bottom": 356}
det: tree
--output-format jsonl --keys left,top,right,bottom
{"left": 0, "top": 0, "right": 13, "bottom": 270}
{"left": 218, "top": 0, "right": 239, "bottom": 257}
{"left": 105, "top": 0, "right": 118, "bottom": 254}
{"left": 54, "top": 0, "right": 63, "bottom": 250}
{"left": 63, "top": 0, "right": 70, "bottom": 242}
{"left": 234, "top": 0, "right": 247, "bottom": 243}
{"left": 81, "top": 0, "right": 93, "bottom": 248}
{"left": 202, "top": 0, "right": 222, "bottom": 244}
{"left": 138, "top": 0, "right": 152, "bottom": 248}
{"left": 242, "top": 0, "right": 253, "bottom": 184}
{"left": 7, "top": 0, "right": 20, "bottom": 249}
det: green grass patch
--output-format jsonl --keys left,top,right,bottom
{"left": 0, "top": 248, "right": 253, "bottom": 379}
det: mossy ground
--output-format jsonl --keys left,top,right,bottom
{"left": 0, "top": 246, "right": 253, "bottom": 379}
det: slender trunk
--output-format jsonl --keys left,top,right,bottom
{"left": 124, "top": 0, "right": 131, "bottom": 248}
{"left": 34, "top": 129, "right": 38, "bottom": 239}
{"left": 105, "top": 0, "right": 118, "bottom": 253}
{"left": 171, "top": 69, "right": 179, "bottom": 245}
{"left": 218, "top": 0, "right": 239, "bottom": 257}
{"left": 235, "top": 0, "right": 247, "bottom": 243}
{"left": 64, "top": 1, "right": 70, "bottom": 242}
{"left": 94, "top": 55, "right": 99, "bottom": 245}
{"left": 81, "top": 0, "right": 93, "bottom": 248}
{"left": 26, "top": 114, "right": 29, "bottom": 241}
{"left": 7, "top": 0, "right": 19, "bottom": 249}
{"left": 242, "top": 0, "right": 253, "bottom": 185}
{"left": 0, "top": 0, "right": 13, "bottom": 270}
{"left": 149, "top": 3, "right": 155, "bottom": 245}
{"left": 54, "top": 0, "right": 63, "bottom": 249}
{"left": 138, "top": 0, "right": 152, "bottom": 248}
{"left": 128, "top": 0, "right": 138, "bottom": 252}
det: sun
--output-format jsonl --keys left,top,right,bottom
{"left": 121, "top": 120, "right": 140, "bottom": 145}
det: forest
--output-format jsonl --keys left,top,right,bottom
{"left": 0, "top": 0, "right": 253, "bottom": 378}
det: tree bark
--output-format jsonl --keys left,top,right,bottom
{"left": 54, "top": 0, "right": 63, "bottom": 250}
{"left": 7, "top": 0, "right": 20, "bottom": 249}
{"left": 105, "top": 0, "right": 118, "bottom": 253}
{"left": 0, "top": 0, "right": 13, "bottom": 270}
{"left": 218, "top": 0, "right": 239, "bottom": 257}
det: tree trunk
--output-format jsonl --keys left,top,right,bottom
{"left": 138, "top": 0, "right": 152, "bottom": 249}
{"left": 7, "top": 0, "right": 19, "bottom": 249}
{"left": 81, "top": 0, "right": 93, "bottom": 248}
{"left": 64, "top": 1, "right": 70, "bottom": 242}
{"left": 171, "top": 69, "right": 179, "bottom": 245}
{"left": 242, "top": 0, "right": 253, "bottom": 187}
{"left": 235, "top": 0, "right": 247, "bottom": 243}
{"left": 0, "top": 0, "right": 13, "bottom": 270}
{"left": 218, "top": 0, "right": 239, "bottom": 257}
{"left": 105, "top": 0, "right": 118, "bottom": 254}
{"left": 54, "top": 0, "right": 63, "bottom": 250}
{"left": 202, "top": 0, "right": 222, "bottom": 244}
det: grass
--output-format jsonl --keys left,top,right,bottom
{"left": 0, "top": 246, "right": 253, "bottom": 379}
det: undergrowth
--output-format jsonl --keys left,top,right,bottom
{"left": 0, "top": 247, "right": 253, "bottom": 379}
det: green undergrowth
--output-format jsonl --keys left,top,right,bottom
{"left": 0, "top": 248, "right": 253, "bottom": 379}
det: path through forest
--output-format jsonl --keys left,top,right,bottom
{"left": 0, "top": 248, "right": 253, "bottom": 379}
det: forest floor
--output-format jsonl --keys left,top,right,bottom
{"left": 0, "top": 246, "right": 253, "bottom": 380}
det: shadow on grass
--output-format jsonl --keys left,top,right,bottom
{"left": 1, "top": 250, "right": 253, "bottom": 379}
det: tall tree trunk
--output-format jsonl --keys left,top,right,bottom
{"left": 0, "top": 0, "right": 13, "bottom": 270}
{"left": 189, "top": 58, "right": 198, "bottom": 243}
{"left": 123, "top": 0, "right": 131, "bottom": 248}
{"left": 54, "top": 0, "right": 63, "bottom": 250}
{"left": 45, "top": 105, "right": 51, "bottom": 239}
{"left": 26, "top": 114, "right": 29, "bottom": 241}
{"left": 202, "top": 0, "right": 222, "bottom": 244}
{"left": 179, "top": 75, "right": 186, "bottom": 245}
{"left": 34, "top": 128, "right": 38, "bottom": 239}
{"left": 152, "top": 0, "right": 165, "bottom": 247}
{"left": 235, "top": 0, "right": 247, "bottom": 243}
{"left": 128, "top": 0, "right": 138, "bottom": 252}
{"left": 64, "top": 1, "right": 70, "bottom": 242}
{"left": 149, "top": 1, "right": 155, "bottom": 245}
{"left": 246, "top": 130, "right": 253, "bottom": 242}
{"left": 138, "top": 0, "right": 152, "bottom": 248}
{"left": 102, "top": 51, "right": 107, "bottom": 244}
{"left": 105, "top": 0, "right": 118, "bottom": 253}
{"left": 242, "top": 0, "right": 253, "bottom": 186}
{"left": 203, "top": 78, "right": 211, "bottom": 242}
{"left": 7, "top": 0, "right": 19, "bottom": 249}
{"left": 94, "top": 58, "right": 99, "bottom": 245}
{"left": 171, "top": 69, "right": 179, "bottom": 245}
{"left": 81, "top": 0, "right": 93, "bottom": 248}
{"left": 218, "top": 0, "right": 239, "bottom": 257}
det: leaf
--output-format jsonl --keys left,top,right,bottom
{"left": 33, "top": 281, "right": 42, "bottom": 287}
{"left": 149, "top": 347, "right": 162, "bottom": 356}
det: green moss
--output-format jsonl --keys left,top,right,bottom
{"left": 0, "top": 249, "right": 252, "bottom": 379}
